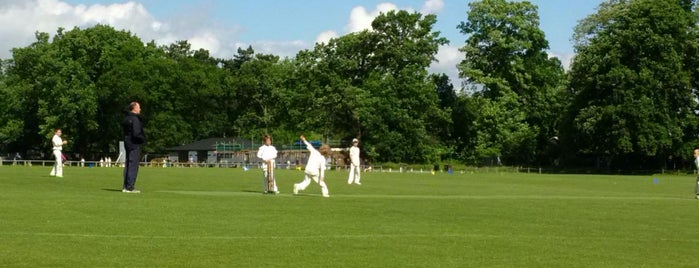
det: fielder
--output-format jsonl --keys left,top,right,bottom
{"left": 257, "top": 134, "right": 279, "bottom": 194}
{"left": 293, "top": 135, "right": 331, "bottom": 198}
{"left": 49, "top": 128, "right": 67, "bottom": 178}
{"left": 694, "top": 148, "right": 699, "bottom": 199}
{"left": 348, "top": 138, "right": 361, "bottom": 185}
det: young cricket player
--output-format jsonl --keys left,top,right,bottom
{"left": 293, "top": 135, "right": 331, "bottom": 198}
{"left": 50, "top": 128, "right": 68, "bottom": 178}
{"left": 694, "top": 148, "right": 699, "bottom": 199}
{"left": 348, "top": 138, "right": 361, "bottom": 185}
{"left": 257, "top": 134, "right": 279, "bottom": 194}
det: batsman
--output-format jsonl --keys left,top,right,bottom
{"left": 258, "top": 134, "right": 279, "bottom": 194}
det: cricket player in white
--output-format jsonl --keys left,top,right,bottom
{"left": 257, "top": 134, "right": 279, "bottom": 194}
{"left": 293, "top": 135, "right": 331, "bottom": 197}
{"left": 50, "top": 128, "right": 67, "bottom": 177}
{"left": 348, "top": 138, "right": 361, "bottom": 185}
{"left": 694, "top": 148, "right": 699, "bottom": 199}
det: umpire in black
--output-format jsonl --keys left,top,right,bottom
{"left": 122, "top": 101, "right": 145, "bottom": 193}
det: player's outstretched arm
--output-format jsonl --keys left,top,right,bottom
{"left": 300, "top": 135, "right": 313, "bottom": 150}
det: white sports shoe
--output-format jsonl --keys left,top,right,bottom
{"left": 123, "top": 189, "right": 141, "bottom": 194}
{"left": 293, "top": 184, "right": 299, "bottom": 195}
{"left": 322, "top": 193, "right": 329, "bottom": 198}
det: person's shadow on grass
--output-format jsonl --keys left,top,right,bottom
{"left": 101, "top": 188, "right": 123, "bottom": 192}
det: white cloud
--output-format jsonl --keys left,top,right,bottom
{"left": 346, "top": 6, "right": 373, "bottom": 33}
{"left": 343, "top": 0, "right": 443, "bottom": 34}
{"left": 73, "top": 1, "right": 151, "bottom": 26}
{"left": 313, "top": 1, "right": 461, "bottom": 85}
{"left": 236, "top": 40, "right": 309, "bottom": 59}
{"left": 189, "top": 31, "right": 221, "bottom": 55}
{"left": 315, "top": 30, "right": 338, "bottom": 45}
{"left": 0, "top": 0, "right": 149, "bottom": 58}
{"left": 345, "top": 3, "right": 398, "bottom": 33}
{"left": 421, "top": 0, "right": 444, "bottom": 14}
{"left": 0, "top": 0, "right": 244, "bottom": 59}
{"left": 547, "top": 51, "right": 575, "bottom": 71}
{"left": 336, "top": 2, "right": 461, "bottom": 84}
{"left": 430, "top": 45, "right": 464, "bottom": 87}
{"left": 316, "top": 2, "right": 398, "bottom": 45}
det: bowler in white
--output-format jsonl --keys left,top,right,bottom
{"left": 293, "top": 135, "right": 331, "bottom": 197}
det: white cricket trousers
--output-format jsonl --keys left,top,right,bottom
{"left": 296, "top": 171, "right": 328, "bottom": 196}
{"left": 50, "top": 150, "right": 63, "bottom": 177}
{"left": 348, "top": 164, "right": 361, "bottom": 184}
{"left": 262, "top": 167, "right": 278, "bottom": 193}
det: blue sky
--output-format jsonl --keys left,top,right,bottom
{"left": 0, "top": 0, "right": 605, "bottom": 84}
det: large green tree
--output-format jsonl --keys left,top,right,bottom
{"left": 563, "top": 0, "right": 698, "bottom": 169}
{"left": 370, "top": 11, "right": 451, "bottom": 163}
{"left": 3, "top": 25, "right": 160, "bottom": 156}
{"left": 292, "top": 31, "right": 377, "bottom": 143}
{"left": 81, "top": 25, "right": 153, "bottom": 153}
{"left": 223, "top": 51, "right": 294, "bottom": 141}
{"left": 2, "top": 32, "right": 55, "bottom": 156}
{"left": 0, "top": 25, "right": 233, "bottom": 158}
{"left": 160, "top": 41, "right": 228, "bottom": 142}
{"left": 457, "top": 0, "right": 566, "bottom": 165}
{"left": 292, "top": 10, "right": 449, "bottom": 163}
{"left": 432, "top": 73, "right": 457, "bottom": 159}
{"left": 0, "top": 58, "right": 24, "bottom": 154}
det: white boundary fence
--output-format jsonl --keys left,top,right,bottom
{"left": 0, "top": 159, "right": 532, "bottom": 174}
{"left": 1, "top": 159, "right": 692, "bottom": 175}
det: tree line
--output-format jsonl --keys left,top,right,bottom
{"left": 1, "top": 0, "right": 698, "bottom": 170}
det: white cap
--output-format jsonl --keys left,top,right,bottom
{"left": 352, "top": 138, "right": 359, "bottom": 143}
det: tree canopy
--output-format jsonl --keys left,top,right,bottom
{"left": 563, "top": 0, "right": 699, "bottom": 168}
{"left": 457, "top": 0, "right": 566, "bottom": 165}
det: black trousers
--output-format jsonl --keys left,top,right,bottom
{"left": 123, "top": 145, "right": 141, "bottom": 190}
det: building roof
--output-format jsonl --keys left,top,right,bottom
{"left": 166, "top": 138, "right": 255, "bottom": 152}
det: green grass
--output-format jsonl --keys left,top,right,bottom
{"left": 0, "top": 166, "right": 698, "bottom": 267}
